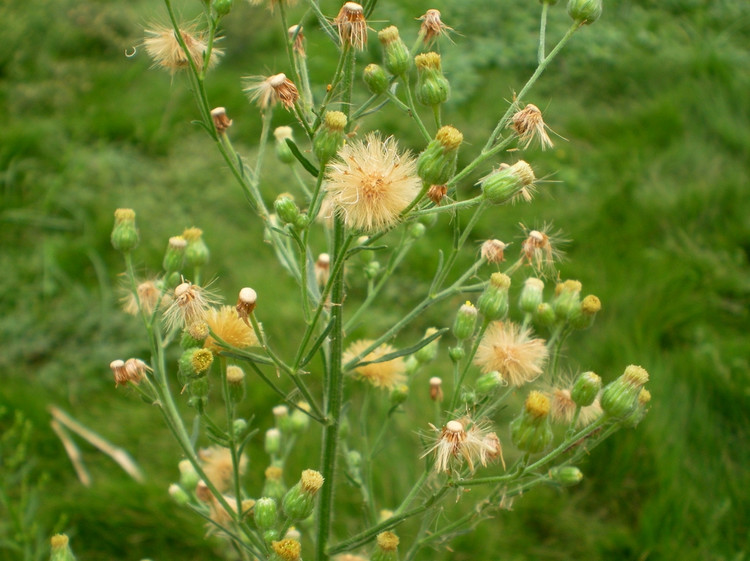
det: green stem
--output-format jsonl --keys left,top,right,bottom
{"left": 400, "top": 76, "right": 431, "bottom": 142}
{"left": 449, "top": 320, "right": 489, "bottom": 411}
{"left": 538, "top": 2, "right": 549, "bottom": 65}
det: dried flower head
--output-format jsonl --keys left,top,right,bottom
{"left": 110, "top": 359, "right": 151, "bottom": 387}
{"left": 204, "top": 305, "right": 260, "bottom": 352}
{"left": 417, "top": 9, "right": 454, "bottom": 46}
{"left": 242, "top": 73, "right": 299, "bottom": 111}
{"left": 199, "top": 445, "right": 248, "bottom": 493}
{"left": 324, "top": 134, "right": 421, "bottom": 233}
{"left": 511, "top": 103, "right": 554, "bottom": 150}
{"left": 343, "top": 339, "right": 406, "bottom": 390}
{"left": 548, "top": 387, "right": 577, "bottom": 424}
{"left": 163, "top": 281, "right": 218, "bottom": 332}
{"left": 122, "top": 279, "right": 162, "bottom": 316}
{"left": 143, "top": 25, "right": 222, "bottom": 74}
{"left": 211, "top": 107, "right": 232, "bottom": 133}
{"left": 423, "top": 417, "right": 501, "bottom": 473}
{"left": 474, "top": 321, "right": 548, "bottom": 387}
{"left": 578, "top": 396, "right": 603, "bottom": 427}
{"left": 427, "top": 184, "right": 447, "bottom": 205}
{"left": 429, "top": 376, "right": 444, "bottom": 401}
{"left": 334, "top": 2, "right": 368, "bottom": 50}
{"left": 481, "top": 239, "right": 508, "bottom": 264}
{"left": 288, "top": 25, "right": 305, "bottom": 56}
{"left": 315, "top": 253, "right": 331, "bottom": 286}
{"left": 236, "top": 286, "right": 258, "bottom": 323}
{"left": 520, "top": 224, "right": 565, "bottom": 277}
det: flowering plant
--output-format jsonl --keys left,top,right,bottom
{"left": 74, "top": 0, "right": 651, "bottom": 559}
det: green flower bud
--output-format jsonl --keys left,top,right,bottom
{"left": 290, "top": 404, "right": 311, "bottom": 433}
{"left": 622, "top": 388, "right": 651, "bottom": 428}
{"left": 553, "top": 280, "right": 582, "bottom": 321}
{"left": 168, "top": 483, "right": 190, "bottom": 505}
{"left": 415, "top": 52, "right": 450, "bottom": 106}
{"left": 417, "top": 125, "right": 463, "bottom": 185}
{"left": 254, "top": 497, "right": 279, "bottom": 532}
{"left": 273, "top": 405, "right": 293, "bottom": 434}
{"left": 415, "top": 327, "right": 440, "bottom": 363}
{"left": 363, "top": 63, "right": 389, "bottom": 94}
{"left": 265, "top": 428, "right": 282, "bottom": 456}
{"left": 390, "top": 383, "right": 409, "bottom": 406}
{"left": 274, "top": 194, "right": 301, "bottom": 226}
{"left": 364, "top": 260, "right": 381, "bottom": 279}
{"left": 452, "top": 301, "right": 477, "bottom": 340}
{"left": 178, "top": 459, "right": 200, "bottom": 491}
{"left": 372, "top": 531, "right": 400, "bottom": 561}
{"left": 264, "top": 529, "right": 280, "bottom": 544}
{"left": 476, "top": 371, "right": 503, "bottom": 394}
{"left": 567, "top": 0, "right": 602, "bottom": 24}
{"left": 408, "top": 222, "right": 426, "bottom": 239}
{"left": 270, "top": 538, "right": 301, "bottom": 561}
{"left": 187, "top": 377, "right": 209, "bottom": 412}
{"left": 346, "top": 449, "right": 363, "bottom": 471}
{"left": 214, "top": 0, "right": 233, "bottom": 17}
{"left": 180, "top": 329, "right": 206, "bottom": 349}
{"left": 549, "top": 466, "right": 583, "bottom": 486}
{"left": 282, "top": 469, "right": 324, "bottom": 521}
{"left": 601, "top": 365, "right": 649, "bottom": 419}
{"left": 263, "top": 466, "right": 287, "bottom": 502}
{"left": 226, "top": 365, "right": 246, "bottom": 404}
{"left": 274, "top": 126, "right": 296, "bottom": 164}
{"left": 313, "top": 111, "right": 347, "bottom": 164}
{"left": 448, "top": 346, "right": 465, "bottom": 362}
{"left": 571, "top": 371, "right": 601, "bottom": 407}
{"left": 163, "top": 236, "right": 187, "bottom": 274}
{"left": 418, "top": 212, "right": 438, "bottom": 228}
{"left": 404, "top": 355, "right": 419, "bottom": 375}
{"left": 520, "top": 278, "right": 545, "bottom": 315}
{"left": 378, "top": 26, "right": 410, "bottom": 76}
{"left": 357, "top": 236, "right": 374, "bottom": 264}
{"left": 233, "top": 418, "right": 248, "bottom": 438}
{"left": 179, "top": 347, "right": 213, "bottom": 380}
{"left": 570, "top": 294, "right": 602, "bottom": 330}
{"left": 510, "top": 391, "right": 554, "bottom": 453}
{"left": 50, "top": 534, "right": 77, "bottom": 561}
{"left": 480, "top": 161, "right": 535, "bottom": 204}
{"left": 477, "top": 272, "right": 511, "bottom": 321}
{"left": 534, "top": 302, "right": 556, "bottom": 327}
{"left": 111, "top": 208, "right": 139, "bottom": 253}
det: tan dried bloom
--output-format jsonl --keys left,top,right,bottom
{"left": 211, "top": 107, "right": 233, "bottom": 133}
{"left": 520, "top": 224, "right": 565, "bottom": 277}
{"left": 204, "top": 305, "right": 260, "bottom": 352}
{"left": 325, "top": 134, "right": 421, "bottom": 233}
{"left": 334, "top": 2, "right": 368, "bottom": 50}
{"left": 288, "top": 25, "right": 306, "bottom": 56}
{"left": 578, "top": 397, "right": 603, "bottom": 427}
{"left": 242, "top": 73, "right": 299, "bottom": 111}
{"left": 548, "top": 387, "right": 577, "bottom": 424}
{"left": 511, "top": 103, "right": 554, "bottom": 150}
{"left": 481, "top": 239, "right": 508, "bottom": 264}
{"left": 423, "top": 417, "right": 501, "bottom": 473}
{"left": 429, "top": 376, "right": 443, "bottom": 401}
{"left": 236, "top": 287, "right": 257, "bottom": 323}
{"left": 474, "top": 321, "right": 548, "bottom": 387}
{"left": 143, "top": 25, "right": 222, "bottom": 74}
{"left": 122, "top": 279, "right": 162, "bottom": 316}
{"left": 163, "top": 281, "right": 218, "bottom": 332}
{"left": 343, "top": 339, "right": 406, "bottom": 390}
{"left": 417, "top": 9, "right": 454, "bottom": 46}
{"left": 199, "top": 445, "right": 248, "bottom": 493}
{"left": 110, "top": 359, "right": 146, "bottom": 387}
{"left": 315, "top": 253, "right": 331, "bottom": 286}
{"left": 427, "top": 184, "right": 447, "bottom": 205}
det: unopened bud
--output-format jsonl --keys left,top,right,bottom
{"left": 553, "top": 280, "right": 582, "bottom": 321}
{"left": 50, "top": 534, "right": 76, "bottom": 561}
{"left": 510, "top": 391, "right": 554, "bottom": 453}
{"left": 254, "top": 497, "right": 278, "bottom": 531}
{"left": 567, "top": 0, "right": 603, "bottom": 24}
{"left": 549, "top": 466, "right": 583, "bottom": 486}
{"left": 163, "top": 236, "right": 187, "bottom": 274}
{"left": 265, "top": 427, "right": 282, "bottom": 456}
{"left": 601, "top": 365, "right": 649, "bottom": 419}
{"left": 282, "top": 469, "right": 324, "bottom": 520}
{"left": 520, "top": 278, "right": 545, "bottom": 315}
{"left": 111, "top": 208, "right": 139, "bottom": 253}
{"left": 570, "top": 294, "right": 601, "bottom": 329}
{"left": 570, "top": 371, "right": 601, "bottom": 407}
{"left": 182, "top": 227, "right": 210, "bottom": 268}
{"left": 314, "top": 111, "right": 347, "bottom": 164}
{"left": 378, "top": 26, "right": 410, "bottom": 76}
{"left": 169, "top": 483, "right": 190, "bottom": 505}
{"left": 415, "top": 328, "right": 440, "bottom": 363}
{"left": 534, "top": 302, "right": 556, "bottom": 327}
{"left": 263, "top": 466, "right": 287, "bottom": 502}
{"left": 475, "top": 371, "right": 503, "bottom": 394}
{"left": 481, "top": 161, "right": 535, "bottom": 204}
{"left": 274, "top": 126, "right": 296, "bottom": 164}
{"left": 477, "top": 272, "right": 511, "bottom": 321}
{"left": 448, "top": 346, "right": 465, "bottom": 362}
{"left": 417, "top": 126, "right": 463, "bottom": 186}
{"left": 452, "top": 301, "right": 477, "bottom": 340}
{"left": 415, "top": 52, "right": 450, "bottom": 106}
{"left": 290, "top": 403, "right": 311, "bottom": 433}
{"left": 226, "top": 365, "right": 246, "bottom": 404}
{"left": 213, "top": 0, "right": 233, "bottom": 17}
{"left": 389, "top": 384, "right": 408, "bottom": 406}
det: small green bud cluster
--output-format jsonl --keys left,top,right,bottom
{"left": 274, "top": 193, "right": 305, "bottom": 228}
{"left": 510, "top": 391, "right": 554, "bottom": 453}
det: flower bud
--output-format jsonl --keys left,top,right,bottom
{"left": 429, "top": 377, "right": 443, "bottom": 401}
{"left": 571, "top": 371, "right": 601, "bottom": 407}
{"left": 476, "top": 371, "right": 503, "bottom": 394}
{"left": 415, "top": 52, "right": 450, "bottom": 106}
{"left": 168, "top": 483, "right": 190, "bottom": 505}
{"left": 567, "top": 0, "right": 602, "bottom": 24}
{"left": 233, "top": 418, "right": 248, "bottom": 438}
{"left": 263, "top": 466, "right": 287, "bottom": 502}
{"left": 363, "top": 63, "right": 389, "bottom": 94}
{"left": 364, "top": 260, "right": 381, "bottom": 279}
{"left": 163, "top": 236, "right": 187, "bottom": 274}
{"left": 452, "top": 301, "right": 477, "bottom": 341}
{"left": 50, "top": 534, "right": 76, "bottom": 561}
{"left": 274, "top": 193, "right": 301, "bottom": 226}
{"left": 601, "top": 365, "right": 649, "bottom": 419}
{"left": 549, "top": 466, "right": 583, "bottom": 486}
{"left": 179, "top": 459, "right": 200, "bottom": 490}
{"left": 226, "top": 365, "right": 246, "bottom": 404}
{"left": 407, "top": 222, "right": 426, "bottom": 239}
{"left": 214, "top": 0, "right": 233, "bottom": 17}
{"left": 270, "top": 538, "right": 301, "bottom": 561}
{"left": 346, "top": 449, "right": 363, "bottom": 471}
{"left": 273, "top": 405, "right": 293, "bottom": 433}
{"left": 389, "top": 383, "right": 409, "bottom": 406}
{"left": 254, "top": 497, "right": 279, "bottom": 532}
{"left": 570, "top": 294, "right": 602, "bottom": 329}
{"left": 372, "top": 531, "right": 400, "bottom": 561}
{"left": 510, "top": 391, "right": 554, "bottom": 453}
{"left": 520, "top": 278, "right": 545, "bottom": 315}
{"left": 290, "top": 403, "right": 311, "bottom": 433}
{"left": 182, "top": 227, "right": 210, "bottom": 268}
{"left": 187, "top": 376, "right": 209, "bottom": 412}
{"left": 534, "top": 302, "right": 556, "bottom": 327}
{"left": 553, "top": 280, "right": 582, "bottom": 321}
{"left": 282, "top": 469, "right": 324, "bottom": 521}
{"left": 274, "top": 126, "right": 296, "bottom": 164}
{"left": 481, "top": 161, "right": 535, "bottom": 204}
{"left": 622, "top": 388, "right": 651, "bottom": 428}
{"left": 179, "top": 347, "right": 214, "bottom": 380}
{"left": 448, "top": 346, "right": 465, "bottom": 362}
{"left": 415, "top": 327, "right": 440, "bottom": 363}
{"left": 265, "top": 427, "right": 282, "bottom": 456}
{"left": 477, "top": 272, "right": 511, "bottom": 321}
{"left": 378, "top": 26, "right": 410, "bottom": 76}
{"left": 111, "top": 208, "right": 139, "bottom": 253}
{"left": 417, "top": 126, "right": 463, "bottom": 185}
{"left": 314, "top": 111, "right": 347, "bottom": 164}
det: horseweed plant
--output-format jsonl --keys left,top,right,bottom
{"left": 97, "top": 0, "right": 651, "bottom": 559}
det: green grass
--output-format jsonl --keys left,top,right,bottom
{"left": 2, "top": 0, "right": 749, "bottom": 559}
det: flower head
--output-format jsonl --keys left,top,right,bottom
{"left": 242, "top": 73, "right": 299, "bottom": 111}
{"left": 417, "top": 9, "right": 454, "bottom": 46}
{"left": 163, "top": 281, "right": 219, "bottom": 332}
{"left": 204, "top": 305, "right": 260, "bottom": 352}
{"left": 422, "top": 417, "right": 502, "bottom": 473}
{"left": 511, "top": 104, "right": 554, "bottom": 150}
{"left": 324, "top": 134, "right": 421, "bottom": 233}
{"left": 343, "top": 339, "right": 406, "bottom": 390}
{"left": 474, "top": 321, "right": 548, "bottom": 386}
{"left": 288, "top": 25, "right": 305, "bottom": 56}
{"left": 143, "top": 25, "right": 222, "bottom": 74}
{"left": 199, "top": 445, "right": 248, "bottom": 493}
{"left": 122, "top": 279, "right": 162, "bottom": 316}
{"left": 520, "top": 223, "right": 566, "bottom": 277}
{"left": 334, "top": 2, "right": 367, "bottom": 50}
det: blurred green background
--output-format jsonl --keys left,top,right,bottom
{"left": 1, "top": 0, "right": 748, "bottom": 559}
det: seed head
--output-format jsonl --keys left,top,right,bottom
{"left": 474, "top": 321, "right": 548, "bottom": 387}
{"left": 520, "top": 224, "right": 565, "bottom": 277}
{"left": 199, "top": 445, "right": 248, "bottom": 493}
{"left": 334, "top": 2, "right": 368, "bottom": 50}
{"left": 143, "top": 25, "right": 223, "bottom": 74}
{"left": 288, "top": 25, "right": 305, "bottom": 56}
{"left": 122, "top": 279, "right": 162, "bottom": 316}
{"left": 423, "top": 417, "right": 502, "bottom": 473}
{"left": 511, "top": 104, "right": 554, "bottom": 150}
{"left": 481, "top": 239, "right": 508, "bottom": 264}
{"left": 417, "top": 9, "right": 453, "bottom": 46}
{"left": 163, "top": 281, "right": 218, "bottom": 332}
{"left": 236, "top": 287, "right": 257, "bottom": 322}
{"left": 204, "top": 305, "right": 260, "bottom": 352}
{"left": 211, "top": 107, "right": 233, "bottom": 134}
{"left": 243, "top": 73, "right": 299, "bottom": 111}
{"left": 343, "top": 339, "right": 406, "bottom": 390}
{"left": 429, "top": 376, "right": 443, "bottom": 401}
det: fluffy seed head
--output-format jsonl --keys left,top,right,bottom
{"left": 343, "top": 339, "right": 406, "bottom": 390}
{"left": 288, "top": 25, "right": 305, "bottom": 56}
{"left": 520, "top": 224, "right": 565, "bottom": 277}
{"left": 199, "top": 445, "right": 248, "bottom": 493}
{"left": 474, "top": 321, "right": 548, "bottom": 386}
{"left": 423, "top": 417, "right": 502, "bottom": 473}
{"left": 163, "top": 282, "right": 218, "bottom": 332}
{"left": 122, "top": 279, "right": 162, "bottom": 316}
{"left": 204, "top": 305, "right": 260, "bottom": 352}
{"left": 324, "top": 134, "right": 421, "bottom": 233}
{"left": 511, "top": 104, "right": 554, "bottom": 150}
{"left": 143, "top": 25, "right": 223, "bottom": 73}
{"left": 243, "top": 73, "right": 299, "bottom": 110}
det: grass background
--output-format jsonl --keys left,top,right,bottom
{"left": 1, "top": 0, "right": 748, "bottom": 560}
